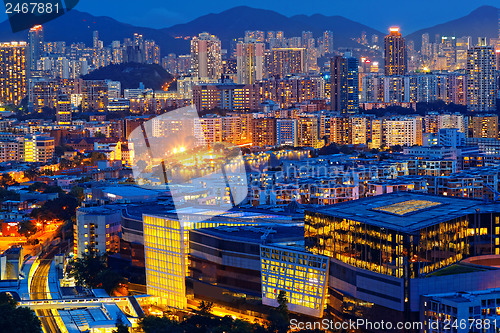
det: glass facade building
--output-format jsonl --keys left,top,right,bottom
{"left": 261, "top": 244, "right": 329, "bottom": 317}
{"left": 304, "top": 193, "right": 500, "bottom": 323}
{"left": 143, "top": 209, "right": 294, "bottom": 309}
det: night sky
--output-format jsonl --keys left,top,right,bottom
{"left": 2, "top": 0, "right": 500, "bottom": 33}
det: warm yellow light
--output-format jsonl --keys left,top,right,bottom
{"left": 389, "top": 27, "right": 400, "bottom": 32}
{"left": 179, "top": 147, "right": 185, "bottom": 153}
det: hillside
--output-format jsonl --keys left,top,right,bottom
{"left": 162, "top": 6, "right": 383, "bottom": 49}
{"left": 82, "top": 63, "right": 173, "bottom": 91}
{"left": 406, "top": 6, "right": 499, "bottom": 49}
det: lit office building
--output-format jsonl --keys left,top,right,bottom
{"left": 236, "top": 41, "right": 264, "bottom": 84}
{"left": 421, "top": 289, "right": 500, "bottom": 333}
{"left": 305, "top": 192, "right": 500, "bottom": 325}
{"left": 268, "top": 48, "right": 305, "bottom": 77}
{"left": 143, "top": 209, "right": 292, "bottom": 309}
{"left": 189, "top": 225, "right": 306, "bottom": 313}
{"left": 28, "top": 25, "right": 44, "bottom": 71}
{"left": 23, "top": 135, "right": 54, "bottom": 163}
{"left": 466, "top": 44, "right": 497, "bottom": 112}
{"left": 0, "top": 42, "right": 27, "bottom": 106}
{"left": 330, "top": 55, "right": 359, "bottom": 113}
{"left": 261, "top": 243, "right": 329, "bottom": 318}
{"left": 190, "top": 33, "right": 222, "bottom": 80}
{"left": 384, "top": 27, "right": 407, "bottom": 76}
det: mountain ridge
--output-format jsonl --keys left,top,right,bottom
{"left": 0, "top": 5, "right": 497, "bottom": 55}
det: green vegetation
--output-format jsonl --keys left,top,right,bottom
{"left": 140, "top": 290, "right": 291, "bottom": 333}
{"left": 0, "top": 292, "right": 42, "bottom": 333}
{"left": 0, "top": 187, "right": 20, "bottom": 201}
{"left": 67, "top": 248, "right": 127, "bottom": 295}
{"left": 267, "top": 291, "right": 289, "bottom": 333}
{"left": 30, "top": 193, "right": 78, "bottom": 221}
{"left": 427, "top": 264, "right": 486, "bottom": 277}
{"left": 113, "top": 316, "right": 130, "bottom": 333}
{"left": 140, "top": 313, "right": 267, "bottom": 333}
{"left": 82, "top": 62, "right": 173, "bottom": 91}
{"left": 18, "top": 220, "right": 37, "bottom": 237}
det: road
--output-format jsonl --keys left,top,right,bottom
{"left": 30, "top": 256, "right": 62, "bottom": 333}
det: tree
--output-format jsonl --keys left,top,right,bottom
{"left": 113, "top": 315, "right": 129, "bottom": 333}
{"left": 267, "top": 291, "right": 289, "bottom": 333}
{"left": 197, "top": 300, "right": 214, "bottom": 315}
{"left": 70, "top": 186, "right": 85, "bottom": 203}
{"left": 18, "top": 220, "right": 37, "bottom": 237}
{"left": 0, "top": 292, "right": 41, "bottom": 333}
{"left": 0, "top": 173, "right": 13, "bottom": 187}
{"left": 96, "top": 269, "right": 127, "bottom": 296}
{"left": 0, "top": 187, "right": 20, "bottom": 201}
{"left": 23, "top": 168, "right": 40, "bottom": 181}
{"left": 140, "top": 315, "right": 182, "bottom": 333}
{"left": 89, "top": 152, "right": 107, "bottom": 164}
{"left": 67, "top": 248, "right": 107, "bottom": 288}
{"left": 30, "top": 194, "right": 78, "bottom": 221}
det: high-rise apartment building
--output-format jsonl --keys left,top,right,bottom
{"left": 276, "top": 118, "right": 298, "bottom": 147}
{"left": 472, "top": 115, "right": 498, "bottom": 139}
{"left": 0, "top": 42, "right": 27, "bottom": 106}
{"left": 199, "top": 115, "right": 223, "bottom": 144}
{"left": 384, "top": 117, "right": 423, "bottom": 147}
{"left": 268, "top": 48, "right": 305, "bottom": 77}
{"left": 28, "top": 25, "right": 44, "bottom": 70}
{"left": 81, "top": 80, "right": 108, "bottom": 112}
{"left": 350, "top": 116, "right": 367, "bottom": 145}
{"left": 252, "top": 118, "right": 276, "bottom": 147}
{"left": 56, "top": 94, "right": 72, "bottom": 125}
{"left": 75, "top": 206, "right": 121, "bottom": 258}
{"left": 384, "top": 27, "right": 407, "bottom": 76}
{"left": 330, "top": 116, "right": 351, "bottom": 145}
{"left": 297, "top": 117, "right": 319, "bottom": 148}
{"left": 323, "top": 31, "right": 334, "bottom": 55}
{"left": 330, "top": 55, "right": 359, "bottom": 113}
{"left": 190, "top": 33, "right": 222, "bottom": 80}
{"left": 466, "top": 44, "right": 497, "bottom": 112}
{"left": 236, "top": 41, "right": 264, "bottom": 84}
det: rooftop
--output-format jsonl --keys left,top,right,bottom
{"left": 193, "top": 224, "right": 303, "bottom": 243}
{"left": 309, "top": 192, "right": 500, "bottom": 233}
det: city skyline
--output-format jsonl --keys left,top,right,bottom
{"left": 1, "top": 2, "right": 499, "bottom": 35}
{"left": 0, "top": 2, "right": 499, "bottom": 332}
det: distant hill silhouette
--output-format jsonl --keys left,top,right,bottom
{"left": 0, "top": 5, "right": 497, "bottom": 55}
{"left": 406, "top": 6, "right": 499, "bottom": 49}
{"left": 162, "top": 6, "right": 383, "bottom": 50}
{"left": 0, "top": 9, "right": 188, "bottom": 54}
{"left": 82, "top": 63, "right": 173, "bottom": 91}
